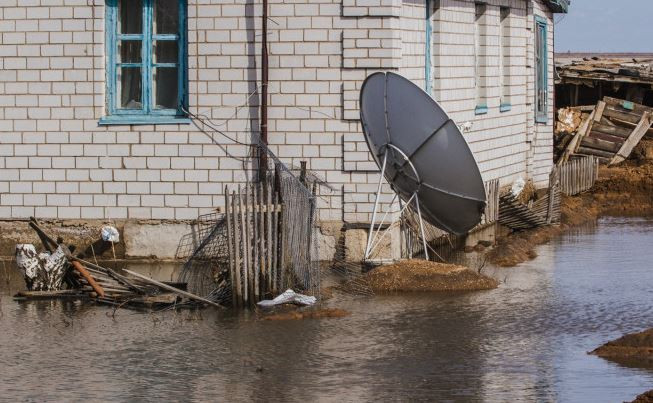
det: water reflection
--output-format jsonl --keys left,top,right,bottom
{"left": 2, "top": 218, "right": 653, "bottom": 401}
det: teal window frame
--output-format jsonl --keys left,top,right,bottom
{"left": 100, "top": 0, "right": 189, "bottom": 126}
{"left": 535, "top": 15, "right": 548, "bottom": 124}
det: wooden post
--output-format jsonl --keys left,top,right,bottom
{"left": 225, "top": 186, "right": 236, "bottom": 307}
{"left": 232, "top": 189, "right": 242, "bottom": 306}
{"left": 252, "top": 184, "right": 259, "bottom": 303}
{"left": 272, "top": 191, "right": 279, "bottom": 293}
{"left": 238, "top": 185, "right": 248, "bottom": 305}
{"left": 266, "top": 182, "right": 273, "bottom": 292}
{"left": 258, "top": 181, "right": 265, "bottom": 296}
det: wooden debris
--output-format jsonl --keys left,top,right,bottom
{"left": 123, "top": 269, "right": 225, "bottom": 309}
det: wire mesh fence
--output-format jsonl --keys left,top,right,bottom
{"left": 176, "top": 141, "right": 321, "bottom": 306}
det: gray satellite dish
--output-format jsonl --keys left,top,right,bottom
{"left": 360, "top": 72, "right": 486, "bottom": 246}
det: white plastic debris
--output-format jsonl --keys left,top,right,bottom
{"left": 257, "top": 289, "right": 317, "bottom": 307}
{"left": 511, "top": 177, "right": 526, "bottom": 197}
{"left": 101, "top": 226, "right": 120, "bottom": 243}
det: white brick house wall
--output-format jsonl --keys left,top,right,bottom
{"left": 0, "top": 0, "right": 558, "bottom": 225}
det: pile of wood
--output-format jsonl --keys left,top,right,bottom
{"left": 557, "top": 97, "right": 653, "bottom": 165}
{"left": 14, "top": 218, "right": 223, "bottom": 310}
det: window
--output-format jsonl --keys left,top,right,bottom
{"left": 474, "top": 3, "right": 487, "bottom": 115}
{"left": 535, "top": 16, "right": 548, "bottom": 123}
{"left": 101, "top": 0, "right": 188, "bottom": 125}
{"left": 499, "top": 7, "right": 511, "bottom": 112}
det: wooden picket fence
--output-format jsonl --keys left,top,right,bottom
{"left": 481, "top": 178, "right": 500, "bottom": 226}
{"left": 558, "top": 155, "right": 599, "bottom": 196}
{"left": 224, "top": 182, "right": 284, "bottom": 307}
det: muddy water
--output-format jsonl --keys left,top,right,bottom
{"left": 3, "top": 218, "right": 653, "bottom": 402}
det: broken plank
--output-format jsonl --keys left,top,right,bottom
{"left": 603, "top": 96, "right": 653, "bottom": 115}
{"left": 610, "top": 111, "right": 653, "bottom": 165}
{"left": 577, "top": 146, "right": 615, "bottom": 159}
{"left": 603, "top": 106, "right": 643, "bottom": 125}
{"left": 581, "top": 137, "right": 621, "bottom": 153}
{"left": 592, "top": 123, "right": 632, "bottom": 138}
{"left": 588, "top": 131, "right": 626, "bottom": 144}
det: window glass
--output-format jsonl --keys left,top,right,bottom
{"left": 118, "top": 67, "right": 142, "bottom": 109}
{"left": 153, "top": 41, "right": 178, "bottom": 64}
{"left": 118, "top": 0, "right": 142, "bottom": 34}
{"left": 154, "top": 67, "right": 178, "bottom": 109}
{"left": 118, "top": 41, "right": 142, "bottom": 63}
{"left": 154, "top": 0, "right": 179, "bottom": 34}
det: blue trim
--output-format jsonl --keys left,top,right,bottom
{"left": 104, "top": 0, "right": 187, "bottom": 120}
{"left": 99, "top": 116, "right": 191, "bottom": 125}
{"left": 475, "top": 104, "right": 488, "bottom": 115}
{"left": 535, "top": 16, "right": 548, "bottom": 124}
{"left": 425, "top": 0, "right": 432, "bottom": 94}
{"left": 500, "top": 103, "right": 512, "bottom": 113}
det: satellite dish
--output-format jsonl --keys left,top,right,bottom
{"left": 360, "top": 72, "right": 486, "bottom": 236}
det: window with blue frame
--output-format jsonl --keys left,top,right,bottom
{"left": 101, "top": 0, "right": 188, "bottom": 125}
{"left": 535, "top": 16, "right": 548, "bottom": 123}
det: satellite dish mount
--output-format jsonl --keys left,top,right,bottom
{"left": 364, "top": 145, "right": 430, "bottom": 261}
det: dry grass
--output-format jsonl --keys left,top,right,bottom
{"left": 364, "top": 259, "right": 498, "bottom": 292}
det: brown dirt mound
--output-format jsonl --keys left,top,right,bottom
{"left": 591, "top": 328, "right": 653, "bottom": 368}
{"left": 262, "top": 308, "right": 350, "bottom": 321}
{"left": 631, "top": 390, "right": 653, "bottom": 403}
{"left": 364, "top": 259, "right": 498, "bottom": 292}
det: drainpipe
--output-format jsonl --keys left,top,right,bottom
{"left": 260, "top": 0, "right": 269, "bottom": 180}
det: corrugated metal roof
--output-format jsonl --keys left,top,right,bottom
{"left": 545, "top": 0, "right": 569, "bottom": 13}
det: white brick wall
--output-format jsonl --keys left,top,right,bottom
{"left": 0, "top": 0, "right": 558, "bottom": 224}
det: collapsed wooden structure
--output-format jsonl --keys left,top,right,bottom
{"left": 558, "top": 97, "right": 653, "bottom": 165}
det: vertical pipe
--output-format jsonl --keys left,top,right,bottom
{"left": 425, "top": 0, "right": 432, "bottom": 94}
{"left": 259, "top": 0, "right": 269, "bottom": 179}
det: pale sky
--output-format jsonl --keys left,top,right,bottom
{"left": 555, "top": 0, "right": 653, "bottom": 53}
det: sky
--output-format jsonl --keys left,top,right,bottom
{"left": 555, "top": 0, "right": 653, "bottom": 53}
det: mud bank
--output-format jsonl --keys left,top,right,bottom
{"left": 591, "top": 328, "right": 653, "bottom": 368}
{"left": 365, "top": 259, "right": 498, "bottom": 292}
{"left": 487, "top": 159, "right": 653, "bottom": 267}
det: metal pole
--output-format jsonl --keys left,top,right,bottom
{"left": 259, "top": 0, "right": 269, "bottom": 179}
{"left": 365, "top": 152, "right": 387, "bottom": 260}
{"left": 414, "top": 194, "right": 429, "bottom": 260}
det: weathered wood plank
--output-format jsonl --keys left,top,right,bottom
{"left": 604, "top": 106, "right": 642, "bottom": 124}
{"left": 611, "top": 111, "right": 653, "bottom": 165}
{"left": 577, "top": 146, "right": 615, "bottom": 159}
{"left": 588, "top": 131, "right": 625, "bottom": 145}
{"left": 592, "top": 122, "right": 632, "bottom": 138}
{"left": 581, "top": 136, "right": 621, "bottom": 153}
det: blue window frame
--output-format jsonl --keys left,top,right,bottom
{"left": 535, "top": 16, "right": 548, "bottom": 123}
{"left": 101, "top": 0, "right": 189, "bottom": 125}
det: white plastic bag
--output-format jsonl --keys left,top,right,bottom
{"left": 257, "top": 289, "right": 316, "bottom": 307}
{"left": 101, "top": 226, "right": 120, "bottom": 243}
{"left": 511, "top": 177, "right": 525, "bottom": 197}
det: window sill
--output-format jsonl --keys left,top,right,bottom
{"left": 98, "top": 116, "right": 192, "bottom": 126}
{"left": 475, "top": 105, "right": 488, "bottom": 115}
{"left": 500, "top": 103, "right": 512, "bottom": 113}
{"left": 535, "top": 116, "right": 548, "bottom": 124}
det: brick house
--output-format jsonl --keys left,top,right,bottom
{"left": 0, "top": 0, "right": 568, "bottom": 258}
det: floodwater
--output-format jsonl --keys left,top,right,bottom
{"left": 2, "top": 218, "right": 653, "bottom": 402}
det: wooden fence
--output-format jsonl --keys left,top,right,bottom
{"left": 481, "top": 179, "right": 500, "bottom": 226}
{"left": 558, "top": 156, "right": 599, "bottom": 196}
{"left": 224, "top": 182, "right": 284, "bottom": 307}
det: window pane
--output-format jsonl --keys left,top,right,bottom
{"left": 118, "top": 0, "right": 142, "bottom": 34}
{"left": 154, "top": 0, "right": 179, "bottom": 34}
{"left": 153, "top": 41, "right": 178, "bottom": 64}
{"left": 118, "top": 67, "right": 142, "bottom": 109}
{"left": 154, "top": 67, "right": 178, "bottom": 109}
{"left": 118, "top": 40, "right": 141, "bottom": 63}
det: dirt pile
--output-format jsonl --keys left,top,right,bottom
{"left": 364, "top": 259, "right": 498, "bottom": 292}
{"left": 488, "top": 159, "right": 653, "bottom": 267}
{"left": 630, "top": 390, "right": 653, "bottom": 403}
{"left": 591, "top": 328, "right": 653, "bottom": 368}
{"left": 262, "top": 308, "right": 350, "bottom": 321}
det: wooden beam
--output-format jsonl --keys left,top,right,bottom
{"left": 581, "top": 137, "right": 621, "bottom": 153}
